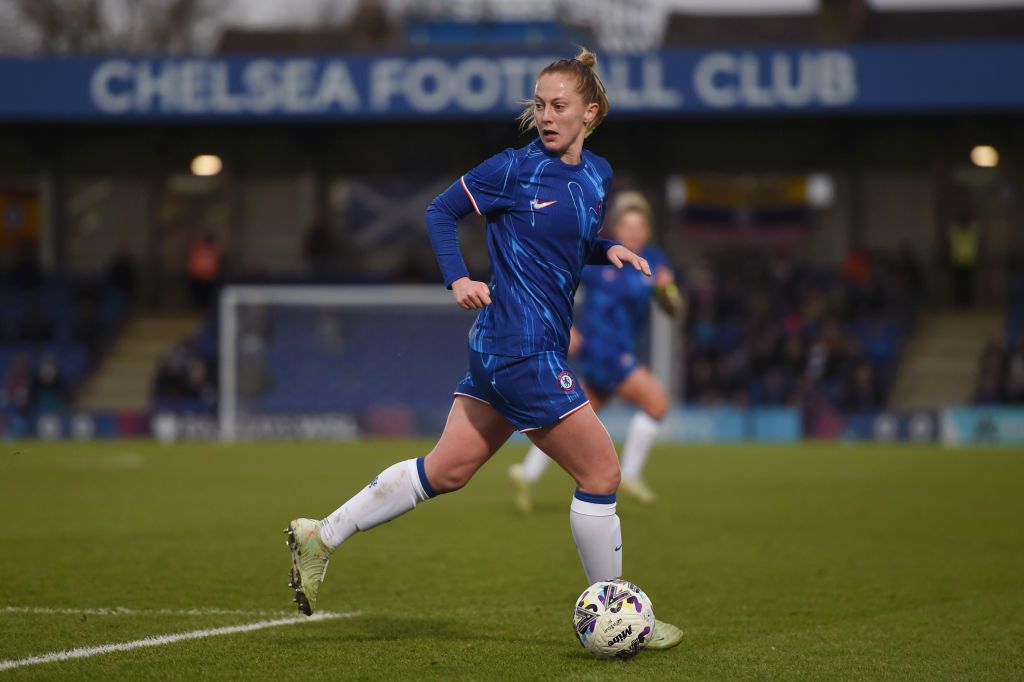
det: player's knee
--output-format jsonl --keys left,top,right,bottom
{"left": 579, "top": 463, "right": 620, "bottom": 496}
{"left": 604, "top": 466, "right": 622, "bottom": 495}
{"left": 646, "top": 400, "right": 669, "bottom": 421}
{"left": 645, "top": 391, "right": 671, "bottom": 420}
{"left": 429, "top": 464, "right": 474, "bottom": 493}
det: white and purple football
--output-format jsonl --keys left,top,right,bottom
{"left": 572, "top": 579, "right": 655, "bottom": 659}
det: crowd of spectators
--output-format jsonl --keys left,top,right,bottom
{"left": 683, "top": 248, "right": 924, "bottom": 415}
{"left": 0, "top": 352, "right": 67, "bottom": 416}
{"left": 0, "top": 246, "right": 132, "bottom": 419}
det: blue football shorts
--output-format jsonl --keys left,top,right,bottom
{"left": 577, "top": 346, "right": 641, "bottom": 395}
{"left": 454, "top": 349, "right": 590, "bottom": 432}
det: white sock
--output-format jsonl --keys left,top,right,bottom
{"left": 569, "top": 490, "right": 622, "bottom": 584}
{"left": 520, "top": 445, "right": 551, "bottom": 482}
{"left": 319, "top": 457, "right": 435, "bottom": 550}
{"left": 620, "top": 412, "right": 661, "bottom": 480}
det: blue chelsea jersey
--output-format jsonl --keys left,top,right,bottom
{"left": 460, "top": 139, "right": 613, "bottom": 357}
{"left": 578, "top": 246, "right": 668, "bottom": 357}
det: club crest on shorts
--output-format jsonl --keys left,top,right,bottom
{"left": 557, "top": 370, "right": 576, "bottom": 392}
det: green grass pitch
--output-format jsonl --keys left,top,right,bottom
{"left": 1, "top": 440, "right": 1023, "bottom": 680}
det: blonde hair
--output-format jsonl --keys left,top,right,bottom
{"left": 608, "top": 191, "right": 653, "bottom": 230}
{"left": 518, "top": 47, "right": 610, "bottom": 138}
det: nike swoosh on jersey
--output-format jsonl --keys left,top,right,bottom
{"left": 530, "top": 199, "right": 558, "bottom": 210}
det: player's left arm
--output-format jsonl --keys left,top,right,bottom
{"left": 605, "top": 244, "right": 651, "bottom": 277}
{"left": 587, "top": 237, "right": 650, "bottom": 276}
{"left": 586, "top": 165, "right": 649, "bottom": 273}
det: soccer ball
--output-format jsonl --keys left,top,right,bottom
{"left": 572, "top": 579, "right": 655, "bottom": 659}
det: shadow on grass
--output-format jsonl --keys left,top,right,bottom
{"left": 278, "top": 613, "right": 564, "bottom": 649}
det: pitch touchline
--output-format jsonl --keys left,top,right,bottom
{"left": 0, "top": 611, "right": 358, "bottom": 672}
{"left": 1, "top": 606, "right": 304, "bottom": 617}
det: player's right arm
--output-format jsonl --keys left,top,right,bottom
{"left": 425, "top": 149, "right": 518, "bottom": 309}
{"left": 450, "top": 277, "right": 491, "bottom": 310}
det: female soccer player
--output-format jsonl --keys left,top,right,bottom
{"left": 509, "top": 192, "right": 682, "bottom": 510}
{"left": 285, "top": 48, "right": 683, "bottom": 651}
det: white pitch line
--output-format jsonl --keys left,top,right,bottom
{"left": 2, "top": 606, "right": 297, "bottom": 617}
{"left": 0, "top": 611, "right": 357, "bottom": 672}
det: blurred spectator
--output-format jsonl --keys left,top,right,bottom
{"left": 152, "top": 338, "right": 217, "bottom": 411}
{"left": 972, "top": 337, "right": 1007, "bottom": 404}
{"left": 1007, "top": 250, "right": 1024, "bottom": 306}
{"left": 893, "top": 240, "right": 926, "bottom": 307}
{"left": 8, "top": 244, "right": 43, "bottom": 290}
{"left": 0, "top": 353, "right": 32, "bottom": 415}
{"left": 69, "top": 281, "right": 105, "bottom": 354}
{"left": 841, "top": 249, "right": 871, "bottom": 289}
{"left": 946, "top": 210, "right": 981, "bottom": 307}
{"left": 17, "top": 306, "right": 55, "bottom": 343}
{"left": 304, "top": 214, "right": 339, "bottom": 281}
{"left": 31, "top": 354, "right": 67, "bottom": 413}
{"left": 749, "top": 326, "right": 782, "bottom": 377}
{"left": 691, "top": 307, "right": 719, "bottom": 352}
{"left": 153, "top": 352, "right": 179, "bottom": 400}
{"left": 805, "top": 319, "right": 851, "bottom": 386}
{"left": 839, "top": 360, "right": 883, "bottom": 412}
{"left": 780, "top": 334, "right": 805, "bottom": 376}
{"left": 184, "top": 356, "right": 216, "bottom": 407}
{"left": 186, "top": 232, "right": 223, "bottom": 308}
{"left": 1003, "top": 358, "right": 1024, "bottom": 401}
{"left": 1005, "top": 349, "right": 1024, "bottom": 404}
{"left": 859, "top": 317, "right": 899, "bottom": 367}
{"left": 73, "top": 296, "right": 100, "bottom": 354}
{"left": 686, "top": 357, "right": 721, "bottom": 405}
{"left": 106, "top": 247, "right": 139, "bottom": 300}
{"left": 753, "top": 367, "right": 796, "bottom": 406}
{"left": 719, "top": 347, "right": 751, "bottom": 402}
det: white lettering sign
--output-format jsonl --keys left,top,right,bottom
{"left": 88, "top": 52, "right": 857, "bottom": 117}
{"left": 694, "top": 51, "right": 857, "bottom": 109}
{"left": 91, "top": 58, "right": 364, "bottom": 114}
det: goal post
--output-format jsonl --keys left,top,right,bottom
{"left": 218, "top": 284, "right": 682, "bottom": 441}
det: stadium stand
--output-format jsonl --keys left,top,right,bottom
{"left": 0, "top": 267, "right": 129, "bottom": 422}
{"left": 151, "top": 245, "right": 924, "bottom": 421}
{"left": 683, "top": 250, "right": 922, "bottom": 413}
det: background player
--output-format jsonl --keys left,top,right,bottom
{"left": 285, "top": 48, "right": 684, "bottom": 651}
{"left": 510, "top": 191, "right": 683, "bottom": 510}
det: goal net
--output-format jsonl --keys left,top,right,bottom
{"left": 218, "top": 285, "right": 679, "bottom": 441}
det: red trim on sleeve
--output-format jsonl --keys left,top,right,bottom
{"left": 460, "top": 176, "right": 483, "bottom": 216}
